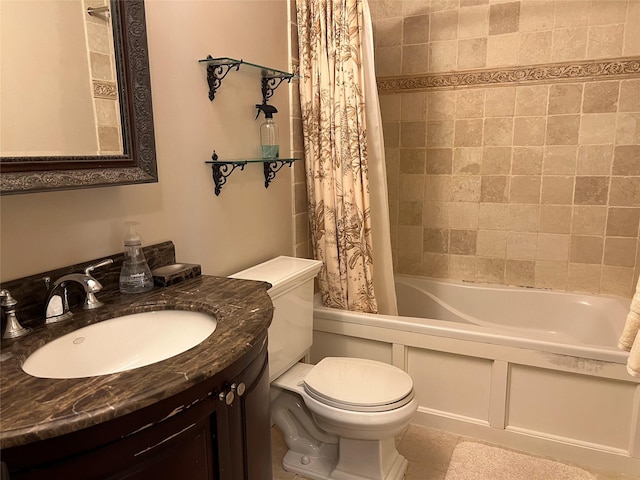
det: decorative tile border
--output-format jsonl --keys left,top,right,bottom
{"left": 93, "top": 80, "right": 118, "bottom": 99}
{"left": 377, "top": 57, "right": 640, "bottom": 93}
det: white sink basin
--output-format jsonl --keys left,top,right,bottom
{"left": 22, "top": 310, "right": 217, "bottom": 379}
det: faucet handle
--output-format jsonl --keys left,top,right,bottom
{"left": 1, "top": 289, "right": 31, "bottom": 339}
{"left": 84, "top": 258, "right": 114, "bottom": 276}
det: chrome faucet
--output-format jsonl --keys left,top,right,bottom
{"left": 44, "top": 259, "right": 113, "bottom": 324}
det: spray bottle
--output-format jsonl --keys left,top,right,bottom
{"left": 119, "top": 221, "right": 153, "bottom": 294}
{"left": 255, "top": 103, "right": 279, "bottom": 159}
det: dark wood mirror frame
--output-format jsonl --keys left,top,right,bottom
{"left": 0, "top": 0, "right": 158, "bottom": 195}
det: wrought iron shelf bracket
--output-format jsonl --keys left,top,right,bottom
{"left": 206, "top": 151, "right": 300, "bottom": 196}
{"left": 199, "top": 55, "right": 298, "bottom": 103}
{"left": 263, "top": 160, "right": 295, "bottom": 188}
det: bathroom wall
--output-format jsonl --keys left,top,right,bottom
{"left": 371, "top": 0, "right": 640, "bottom": 297}
{"left": 0, "top": 0, "right": 295, "bottom": 283}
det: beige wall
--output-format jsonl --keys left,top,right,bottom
{"left": 372, "top": 0, "right": 640, "bottom": 297}
{"left": 0, "top": 0, "right": 295, "bottom": 282}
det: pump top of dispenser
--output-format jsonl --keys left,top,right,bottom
{"left": 255, "top": 103, "right": 278, "bottom": 119}
{"left": 124, "top": 221, "right": 143, "bottom": 246}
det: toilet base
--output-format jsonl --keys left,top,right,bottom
{"left": 282, "top": 437, "right": 409, "bottom": 480}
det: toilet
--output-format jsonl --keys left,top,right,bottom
{"left": 231, "top": 256, "right": 417, "bottom": 480}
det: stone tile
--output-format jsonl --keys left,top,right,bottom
{"left": 508, "top": 204, "right": 539, "bottom": 232}
{"left": 401, "top": 92, "right": 427, "bottom": 121}
{"left": 476, "top": 230, "right": 507, "bottom": 257}
{"left": 430, "top": 40, "right": 458, "bottom": 72}
{"left": 449, "top": 254, "right": 478, "bottom": 281}
{"left": 424, "top": 176, "right": 452, "bottom": 202}
{"left": 515, "top": 85, "right": 549, "bottom": 117}
{"left": 568, "top": 263, "right": 602, "bottom": 293}
{"left": 399, "top": 175, "right": 425, "bottom": 201}
{"left": 587, "top": 24, "right": 624, "bottom": 58}
{"left": 426, "top": 148, "right": 453, "bottom": 174}
{"left": 513, "top": 117, "right": 546, "bottom": 146}
{"left": 624, "top": 22, "right": 640, "bottom": 56}
{"left": 374, "top": 17, "right": 403, "bottom": 47}
{"left": 519, "top": 0, "right": 554, "bottom": 32}
{"left": 449, "top": 202, "right": 479, "bottom": 229}
{"left": 455, "top": 90, "right": 485, "bottom": 119}
{"left": 507, "top": 232, "right": 538, "bottom": 260}
{"left": 486, "top": 33, "right": 520, "bottom": 66}
{"left": 450, "top": 229, "right": 478, "bottom": 255}
{"left": 454, "top": 119, "right": 483, "bottom": 147}
{"left": 375, "top": 46, "right": 402, "bottom": 76}
{"left": 548, "top": 83, "right": 583, "bottom": 115}
{"left": 579, "top": 113, "right": 617, "bottom": 145}
{"left": 519, "top": 31, "right": 552, "bottom": 64}
{"left": 424, "top": 228, "right": 450, "bottom": 253}
{"left": 582, "top": 82, "right": 620, "bottom": 114}
{"left": 430, "top": 9, "right": 459, "bottom": 41}
{"left": 604, "top": 237, "right": 637, "bottom": 268}
{"left": 477, "top": 257, "right": 506, "bottom": 283}
{"left": 572, "top": 206, "right": 607, "bottom": 235}
{"left": 421, "top": 253, "right": 450, "bottom": 278}
{"left": 606, "top": 207, "right": 640, "bottom": 237}
{"left": 512, "top": 147, "right": 543, "bottom": 175}
{"left": 479, "top": 203, "right": 510, "bottom": 230}
{"left": 458, "top": 5, "right": 489, "bottom": 39}
{"left": 398, "top": 226, "right": 423, "bottom": 253}
{"left": 537, "top": 233, "right": 570, "bottom": 261}
{"left": 570, "top": 235, "right": 604, "bottom": 264}
{"left": 554, "top": 0, "right": 589, "bottom": 28}
{"left": 542, "top": 146, "right": 578, "bottom": 175}
{"left": 609, "top": 177, "right": 640, "bottom": 207}
{"left": 506, "top": 259, "right": 535, "bottom": 286}
{"left": 485, "top": 87, "right": 516, "bottom": 117}
{"left": 489, "top": 1, "right": 520, "bottom": 35}
{"left": 613, "top": 146, "right": 640, "bottom": 176}
{"left": 546, "top": 115, "right": 580, "bottom": 145}
{"left": 541, "top": 176, "right": 574, "bottom": 205}
{"left": 428, "top": 91, "right": 456, "bottom": 120}
{"left": 453, "top": 147, "right": 483, "bottom": 174}
{"left": 484, "top": 117, "right": 514, "bottom": 146}
{"left": 423, "top": 202, "right": 450, "bottom": 228}
{"left": 510, "top": 175, "right": 541, "bottom": 203}
{"left": 481, "top": 175, "right": 509, "bottom": 202}
{"left": 574, "top": 176, "right": 610, "bottom": 205}
{"left": 539, "top": 205, "right": 572, "bottom": 234}
{"left": 482, "top": 147, "right": 512, "bottom": 174}
{"left": 401, "top": 121, "right": 427, "bottom": 147}
{"left": 457, "top": 38, "right": 487, "bottom": 69}
{"left": 551, "top": 27, "right": 588, "bottom": 61}
{"left": 577, "top": 145, "right": 613, "bottom": 176}
{"left": 535, "top": 261, "right": 568, "bottom": 290}
{"left": 402, "top": 44, "right": 429, "bottom": 74}
{"left": 450, "top": 175, "right": 481, "bottom": 202}
{"left": 619, "top": 79, "right": 640, "bottom": 112}
{"left": 615, "top": 113, "right": 640, "bottom": 146}
{"left": 400, "top": 149, "right": 427, "bottom": 174}
{"left": 427, "top": 120, "right": 455, "bottom": 147}
{"left": 403, "top": 14, "right": 429, "bottom": 44}
{"left": 600, "top": 266, "right": 635, "bottom": 297}
{"left": 399, "top": 201, "right": 423, "bottom": 225}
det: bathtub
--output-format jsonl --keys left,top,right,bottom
{"left": 310, "top": 275, "right": 640, "bottom": 475}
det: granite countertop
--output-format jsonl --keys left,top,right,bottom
{"left": 0, "top": 275, "right": 273, "bottom": 449}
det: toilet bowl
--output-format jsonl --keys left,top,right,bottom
{"left": 231, "top": 257, "right": 416, "bottom": 480}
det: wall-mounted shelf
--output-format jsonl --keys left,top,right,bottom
{"left": 199, "top": 56, "right": 299, "bottom": 103}
{"left": 205, "top": 151, "right": 300, "bottom": 196}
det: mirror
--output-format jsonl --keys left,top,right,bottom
{"left": 0, "top": 0, "right": 158, "bottom": 195}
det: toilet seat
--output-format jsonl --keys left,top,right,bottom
{"left": 303, "top": 357, "right": 414, "bottom": 412}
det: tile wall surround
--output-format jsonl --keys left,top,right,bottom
{"left": 84, "top": 0, "right": 122, "bottom": 155}
{"left": 370, "top": 0, "right": 640, "bottom": 297}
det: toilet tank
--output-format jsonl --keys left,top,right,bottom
{"left": 231, "top": 256, "right": 322, "bottom": 382}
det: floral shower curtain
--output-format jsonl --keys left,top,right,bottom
{"left": 296, "top": 0, "right": 381, "bottom": 313}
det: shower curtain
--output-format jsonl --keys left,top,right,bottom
{"left": 296, "top": 0, "right": 398, "bottom": 315}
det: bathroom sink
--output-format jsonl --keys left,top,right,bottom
{"left": 22, "top": 310, "right": 217, "bottom": 379}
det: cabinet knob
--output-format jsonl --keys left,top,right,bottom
{"left": 231, "top": 382, "right": 246, "bottom": 397}
{"left": 218, "top": 390, "right": 235, "bottom": 405}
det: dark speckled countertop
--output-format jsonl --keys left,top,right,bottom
{"left": 0, "top": 275, "right": 272, "bottom": 450}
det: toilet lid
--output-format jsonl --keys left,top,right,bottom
{"left": 303, "top": 357, "right": 414, "bottom": 412}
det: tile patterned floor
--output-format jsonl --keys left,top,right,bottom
{"left": 271, "top": 424, "right": 637, "bottom": 480}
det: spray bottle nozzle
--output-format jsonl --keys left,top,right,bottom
{"left": 255, "top": 103, "right": 278, "bottom": 120}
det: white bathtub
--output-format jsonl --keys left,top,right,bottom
{"left": 311, "top": 275, "right": 640, "bottom": 475}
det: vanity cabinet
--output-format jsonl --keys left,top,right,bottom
{"left": 1, "top": 337, "right": 271, "bottom": 480}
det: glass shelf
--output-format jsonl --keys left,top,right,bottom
{"left": 205, "top": 152, "right": 301, "bottom": 196}
{"left": 199, "top": 55, "right": 299, "bottom": 102}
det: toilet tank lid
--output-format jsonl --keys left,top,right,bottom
{"left": 230, "top": 256, "right": 322, "bottom": 292}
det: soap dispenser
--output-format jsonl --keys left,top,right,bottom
{"left": 119, "top": 222, "right": 153, "bottom": 294}
{"left": 255, "top": 103, "right": 279, "bottom": 159}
